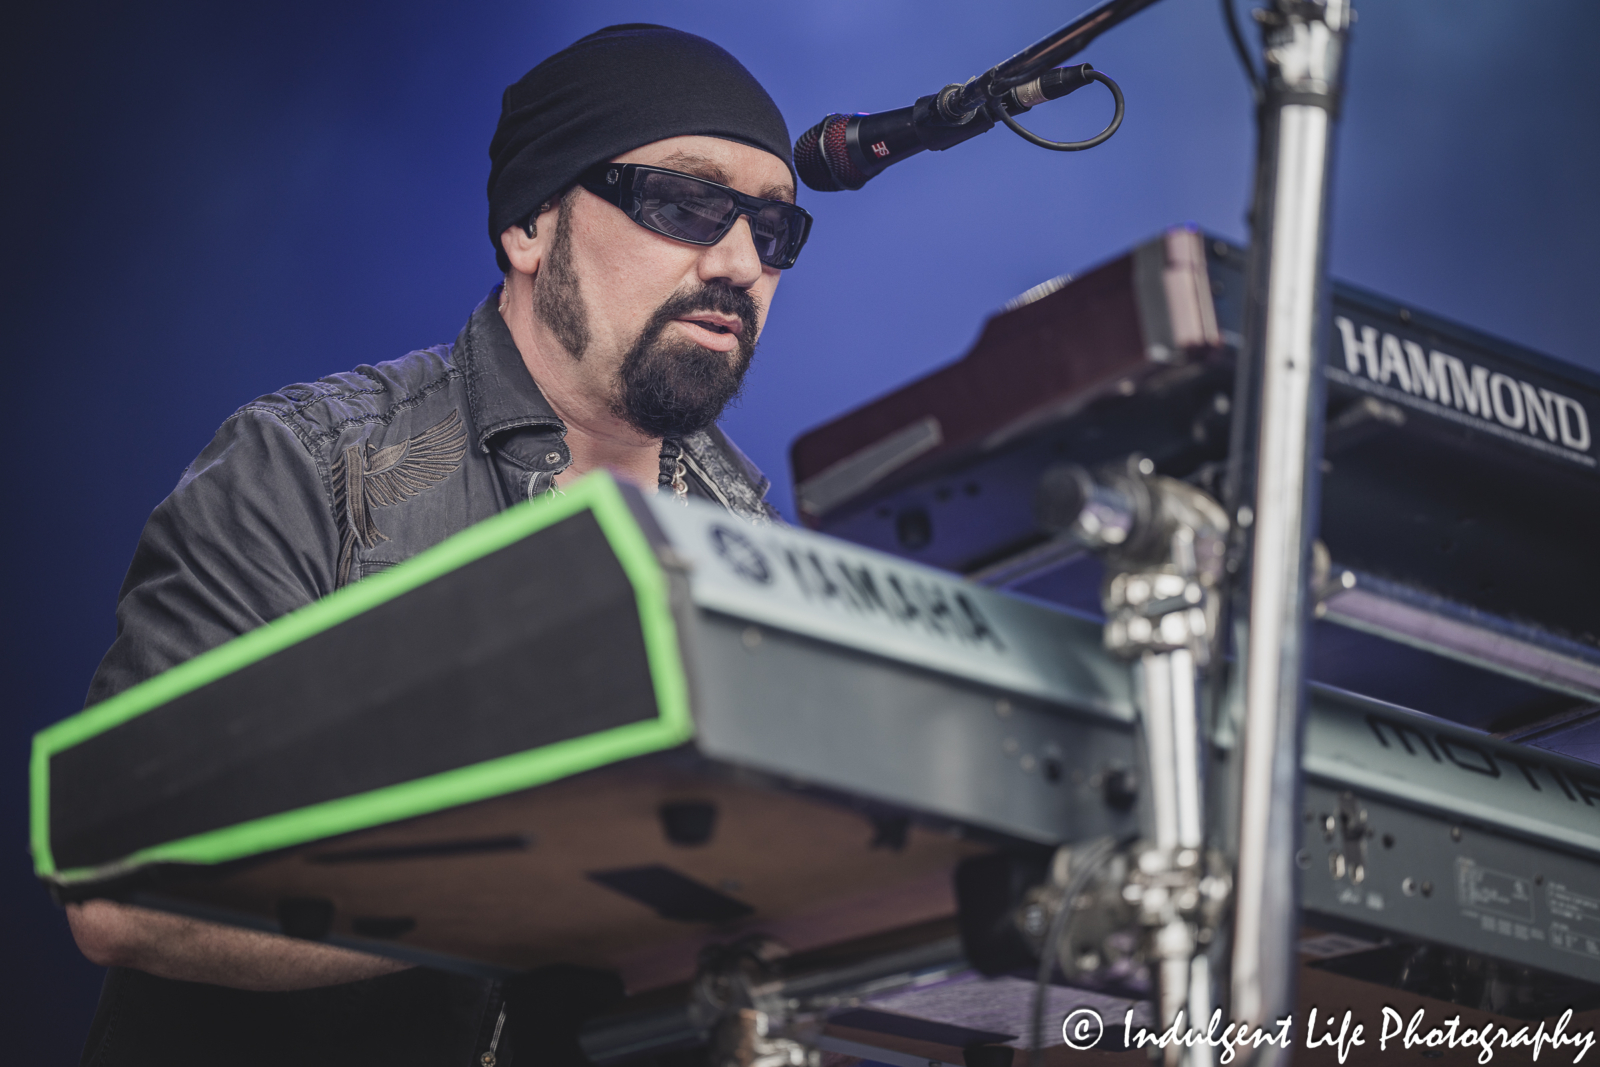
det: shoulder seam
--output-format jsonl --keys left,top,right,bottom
{"left": 255, "top": 346, "right": 458, "bottom": 418}
{"left": 297, "top": 368, "right": 464, "bottom": 446}
{"left": 239, "top": 364, "right": 463, "bottom": 446}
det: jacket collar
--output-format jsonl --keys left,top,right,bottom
{"left": 458, "top": 287, "right": 568, "bottom": 457}
{"left": 456, "top": 289, "right": 572, "bottom": 503}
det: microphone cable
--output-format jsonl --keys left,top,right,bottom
{"left": 990, "top": 66, "right": 1126, "bottom": 152}
{"left": 1222, "top": 0, "right": 1265, "bottom": 106}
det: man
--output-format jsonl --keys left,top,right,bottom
{"left": 64, "top": 24, "right": 809, "bottom": 1067}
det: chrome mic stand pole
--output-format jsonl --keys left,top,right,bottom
{"left": 1223, "top": 0, "right": 1352, "bottom": 1058}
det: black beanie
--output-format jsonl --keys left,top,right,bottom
{"left": 488, "top": 24, "right": 795, "bottom": 271}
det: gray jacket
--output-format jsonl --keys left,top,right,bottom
{"left": 79, "top": 291, "right": 778, "bottom": 1067}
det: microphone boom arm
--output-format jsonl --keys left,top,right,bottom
{"left": 949, "top": 0, "right": 1166, "bottom": 119}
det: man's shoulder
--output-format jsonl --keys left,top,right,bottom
{"left": 234, "top": 344, "right": 464, "bottom": 450}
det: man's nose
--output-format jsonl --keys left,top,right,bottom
{"left": 698, "top": 214, "right": 764, "bottom": 289}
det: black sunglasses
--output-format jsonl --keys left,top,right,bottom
{"left": 575, "top": 161, "right": 813, "bottom": 270}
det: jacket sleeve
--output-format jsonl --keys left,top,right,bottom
{"left": 84, "top": 407, "right": 342, "bottom": 707}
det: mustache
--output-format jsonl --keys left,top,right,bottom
{"left": 651, "top": 282, "right": 762, "bottom": 337}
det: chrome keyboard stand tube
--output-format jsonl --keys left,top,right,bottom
{"left": 1037, "top": 463, "right": 1231, "bottom": 1066}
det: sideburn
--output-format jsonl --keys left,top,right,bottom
{"left": 532, "top": 193, "right": 590, "bottom": 360}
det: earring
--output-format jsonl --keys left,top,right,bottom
{"left": 521, "top": 201, "right": 553, "bottom": 239}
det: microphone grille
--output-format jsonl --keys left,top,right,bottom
{"left": 794, "top": 121, "right": 841, "bottom": 192}
{"left": 795, "top": 114, "right": 869, "bottom": 192}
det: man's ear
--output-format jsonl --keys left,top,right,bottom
{"left": 500, "top": 199, "right": 562, "bottom": 277}
{"left": 501, "top": 223, "right": 542, "bottom": 277}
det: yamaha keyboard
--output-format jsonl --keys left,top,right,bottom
{"left": 32, "top": 474, "right": 1600, "bottom": 1012}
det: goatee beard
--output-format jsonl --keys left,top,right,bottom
{"left": 611, "top": 282, "right": 759, "bottom": 439}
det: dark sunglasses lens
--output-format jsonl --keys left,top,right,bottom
{"left": 634, "top": 171, "right": 734, "bottom": 244}
{"left": 749, "top": 206, "right": 803, "bottom": 266}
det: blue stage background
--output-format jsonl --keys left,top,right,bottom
{"left": 5, "top": 0, "right": 1597, "bottom": 1058}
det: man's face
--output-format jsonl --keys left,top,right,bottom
{"left": 528, "top": 135, "right": 792, "bottom": 438}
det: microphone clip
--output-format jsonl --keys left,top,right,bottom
{"left": 912, "top": 88, "right": 997, "bottom": 151}
{"left": 933, "top": 81, "right": 987, "bottom": 126}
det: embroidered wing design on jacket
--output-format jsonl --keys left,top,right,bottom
{"left": 332, "top": 409, "right": 468, "bottom": 586}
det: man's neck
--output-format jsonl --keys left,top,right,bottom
{"left": 498, "top": 282, "right": 663, "bottom": 494}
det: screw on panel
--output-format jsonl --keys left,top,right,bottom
{"left": 870, "top": 815, "right": 910, "bottom": 851}
{"left": 1451, "top": 826, "right": 1462, "bottom": 843}
{"left": 1421, "top": 881, "right": 1434, "bottom": 897}
{"left": 896, "top": 508, "right": 932, "bottom": 550}
{"left": 1102, "top": 768, "right": 1138, "bottom": 811}
{"left": 659, "top": 801, "right": 718, "bottom": 847}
